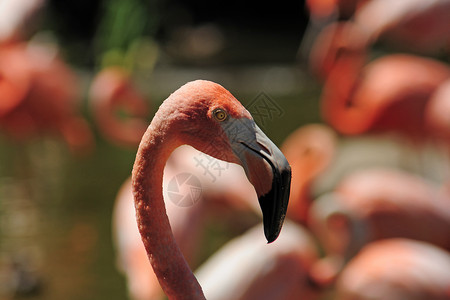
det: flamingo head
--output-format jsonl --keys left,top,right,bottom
{"left": 163, "top": 80, "right": 291, "bottom": 243}
{"left": 281, "top": 124, "right": 337, "bottom": 223}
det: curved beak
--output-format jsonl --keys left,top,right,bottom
{"left": 224, "top": 118, "right": 291, "bottom": 243}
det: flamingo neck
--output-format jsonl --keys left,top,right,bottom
{"left": 132, "top": 119, "right": 205, "bottom": 299}
{"left": 321, "top": 53, "right": 377, "bottom": 135}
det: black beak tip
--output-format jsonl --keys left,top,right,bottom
{"left": 265, "top": 230, "right": 280, "bottom": 244}
{"left": 259, "top": 167, "right": 291, "bottom": 244}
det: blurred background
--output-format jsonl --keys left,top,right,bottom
{"left": 0, "top": 0, "right": 449, "bottom": 299}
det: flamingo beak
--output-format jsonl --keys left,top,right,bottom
{"left": 224, "top": 119, "right": 291, "bottom": 243}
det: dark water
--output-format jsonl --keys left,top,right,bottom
{"left": 0, "top": 66, "right": 321, "bottom": 300}
{"left": 0, "top": 139, "right": 133, "bottom": 300}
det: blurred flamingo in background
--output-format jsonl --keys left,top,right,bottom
{"left": 336, "top": 239, "right": 450, "bottom": 300}
{"left": 308, "top": 0, "right": 450, "bottom": 78}
{"left": 353, "top": 0, "right": 450, "bottom": 54}
{"left": 310, "top": 22, "right": 450, "bottom": 138}
{"left": 0, "top": 0, "right": 93, "bottom": 154}
{"left": 196, "top": 221, "right": 321, "bottom": 300}
{"left": 308, "top": 167, "right": 450, "bottom": 283}
{"left": 308, "top": 21, "right": 367, "bottom": 81}
{"left": 131, "top": 80, "right": 290, "bottom": 298}
{"left": 0, "top": 42, "right": 94, "bottom": 297}
{"left": 322, "top": 53, "right": 450, "bottom": 138}
{"left": 0, "top": 0, "right": 94, "bottom": 296}
{"left": 0, "top": 42, "right": 94, "bottom": 154}
{"left": 299, "top": 0, "right": 370, "bottom": 63}
{"left": 280, "top": 124, "right": 337, "bottom": 224}
{"left": 89, "top": 67, "right": 150, "bottom": 148}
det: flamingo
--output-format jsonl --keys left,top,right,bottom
{"left": 89, "top": 67, "right": 150, "bottom": 148}
{"left": 115, "top": 141, "right": 282, "bottom": 299}
{"left": 280, "top": 124, "right": 337, "bottom": 224}
{"left": 308, "top": 1, "right": 450, "bottom": 77}
{"left": 115, "top": 186, "right": 321, "bottom": 300}
{"left": 353, "top": 0, "right": 450, "bottom": 54}
{"left": 322, "top": 53, "right": 450, "bottom": 138}
{"left": 95, "top": 73, "right": 206, "bottom": 299}
{"left": 335, "top": 238, "right": 450, "bottom": 300}
{"left": 0, "top": 42, "right": 94, "bottom": 154}
{"left": 98, "top": 71, "right": 269, "bottom": 298}
{"left": 0, "top": 0, "right": 93, "bottom": 153}
{"left": 310, "top": 22, "right": 450, "bottom": 138}
{"left": 299, "top": 0, "right": 370, "bottom": 64}
{"left": 196, "top": 221, "right": 321, "bottom": 300}
{"left": 115, "top": 180, "right": 319, "bottom": 300}
{"left": 308, "top": 21, "right": 368, "bottom": 81}
{"left": 308, "top": 167, "right": 450, "bottom": 278}
{"left": 131, "top": 80, "right": 291, "bottom": 299}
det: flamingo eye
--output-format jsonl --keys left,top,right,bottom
{"left": 213, "top": 108, "right": 228, "bottom": 122}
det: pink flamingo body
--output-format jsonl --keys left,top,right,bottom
{"left": 336, "top": 239, "right": 450, "bottom": 300}
{"left": 196, "top": 221, "right": 320, "bottom": 300}
{"left": 354, "top": 0, "right": 450, "bottom": 54}
{"left": 309, "top": 168, "right": 450, "bottom": 262}
{"left": 131, "top": 80, "right": 291, "bottom": 299}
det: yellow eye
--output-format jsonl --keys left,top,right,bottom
{"left": 213, "top": 109, "right": 228, "bottom": 122}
